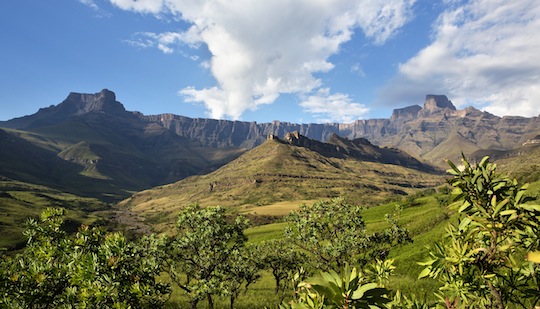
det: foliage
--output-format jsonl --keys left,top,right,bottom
{"left": 285, "top": 197, "right": 411, "bottom": 271}
{"left": 256, "top": 239, "right": 307, "bottom": 295}
{"left": 221, "top": 245, "right": 262, "bottom": 309}
{"left": 419, "top": 156, "right": 540, "bottom": 308}
{"left": 0, "top": 208, "right": 170, "bottom": 308}
{"left": 280, "top": 263, "right": 391, "bottom": 309}
{"left": 164, "top": 204, "right": 250, "bottom": 309}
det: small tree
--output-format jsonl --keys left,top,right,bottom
{"left": 222, "top": 245, "right": 261, "bottom": 309}
{"left": 0, "top": 208, "right": 171, "bottom": 308}
{"left": 165, "top": 204, "right": 250, "bottom": 309}
{"left": 419, "top": 156, "right": 540, "bottom": 308}
{"left": 279, "top": 263, "right": 392, "bottom": 309}
{"left": 256, "top": 239, "right": 307, "bottom": 295}
{"left": 285, "top": 197, "right": 410, "bottom": 271}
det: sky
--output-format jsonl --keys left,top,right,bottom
{"left": 1, "top": 0, "right": 539, "bottom": 124}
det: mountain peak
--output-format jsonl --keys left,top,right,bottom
{"left": 424, "top": 94, "right": 456, "bottom": 110}
{"left": 63, "top": 89, "right": 125, "bottom": 115}
{"left": 391, "top": 105, "right": 422, "bottom": 121}
{"left": 0, "top": 89, "right": 128, "bottom": 130}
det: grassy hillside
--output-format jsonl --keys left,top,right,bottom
{"left": 423, "top": 133, "right": 481, "bottom": 167}
{"left": 0, "top": 178, "right": 108, "bottom": 249}
{"left": 119, "top": 138, "right": 445, "bottom": 232}
{"left": 477, "top": 144, "right": 540, "bottom": 183}
{"left": 1, "top": 117, "right": 246, "bottom": 202}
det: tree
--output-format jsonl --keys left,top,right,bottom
{"left": 0, "top": 208, "right": 171, "bottom": 308}
{"left": 419, "top": 156, "right": 540, "bottom": 308}
{"left": 256, "top": 239, "right": 307, "bottom": 295}
{"left": 285, "top": 197, "right": 410, "bottom": 271}
{"left": 165, "top": 204, "right": 250, "bottom": 309}
{"left": 221, "top": 245, "right": 261, "bottom": 309}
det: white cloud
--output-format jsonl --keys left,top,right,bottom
{"left": 124, "top": 31, "right": 193, "bottom": 54}
{"left": 109, "top": 0, "right": 415, "bottom": 120}
{"left": 300, "top": 88, "right": 369, "bottom": 123}
{"left": 108, "top": 0, "right": 163, "bottom": 14}
{"left": 79, "top": 0, "right": 99, "bottom": 10}
{"left": 381, "top": 0, "right": 540, "bottom": 117}
{"left": 79, "top": 0, "right": 112, "bottom": 17}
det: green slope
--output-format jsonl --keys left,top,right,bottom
{"left": 0, "top": 178, "right": 107, "bottom": 249}
{"left": 120, "top": 138, "right": 445, "bottom": 231}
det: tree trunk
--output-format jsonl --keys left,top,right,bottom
{"left": 488, "top": 282, "right": 504, "bottom": 309}
{"left": 190, "top": 298, "right": 199, "bottom": 309}
{"left": 230, "top": 295, "right": 235, "bottom": 309}
{"left": 207, "top": 293, "right": 214, "bottom": 309}
{"left": 275, "top": 277, "right": 281, "bottom": 294}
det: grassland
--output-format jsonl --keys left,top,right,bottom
{"left": 120, "top": 139, "right": 445, "bottom": 232}
{"left": 0, "top": 178, "right": 108, "bottom": 249}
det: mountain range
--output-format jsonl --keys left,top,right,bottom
{"left": 1, "top": 89, "right": 539, "bottom": 201}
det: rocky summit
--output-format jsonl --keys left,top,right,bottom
{"left": 2, "top": 90, "right": 540, "bottom": 171}
{"left": 143, "top": 93, "right": 540, "bottom": 165}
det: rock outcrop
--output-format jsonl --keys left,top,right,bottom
{"left": 423, "top": 94, "right": 456, "bottom": 111}
{"left": 2, "top": 91, "right": 539, "bottom": 167}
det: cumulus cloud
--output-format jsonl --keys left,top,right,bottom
{"left": 380, "top": 0, "right": 540, "bottom": 117}
{"left": 109, "top": 0, "right": 415, "bottom": 121}
{"left": 300, "top": 88, "right": 369, "bottom": 123}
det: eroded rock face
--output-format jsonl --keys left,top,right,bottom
{"left": 276, "top": 131, "right": 436, "bottom": 172}
{"left": 64, "top": 89, "right": 126, "bottom": 115}
{"left": 2, "top": 90, "right": 539, "bottom": 166}
{"left": 165, "top": 102, "right": 537, "bottom": 165}
{"left": 423, "top": 94, "right": 456, "bottom": 111}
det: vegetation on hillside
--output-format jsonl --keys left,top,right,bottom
{"left": 419, "top": 156, "right": 540, "bottom": 308}
{"left": 120, "top": 138, "right": 444, "bottom": 232}
{"left": 1, "top": 155, "right": 539, "bottom": 308}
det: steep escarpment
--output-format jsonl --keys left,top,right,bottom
{"left": 146, "top": 94, "right": 540, "bottom": 165}
{"left": 2, "top": 90, "right": 539, "bottom": 175}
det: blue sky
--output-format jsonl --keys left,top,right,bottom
{"left": 1, "top": 0, "right": 539, "bottom": 124}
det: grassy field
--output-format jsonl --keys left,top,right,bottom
{"left": 0, "top": 179, "right": 108, "bottom": 249}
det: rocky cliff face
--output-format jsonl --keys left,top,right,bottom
{"left": 2, "top": 91, "right": 539, "bottom": 167}
{"left": 153, "top": 94, "right": 539, "bottom": 165}
{"left": 2, "top": 89, "right": 134, "bottom": 130}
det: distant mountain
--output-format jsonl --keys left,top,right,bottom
{"left": 279, "top": 131, "right": 437, "bottom": 172}
{"left": 120, "top": 134, "right": 444, "bottom": 231}
{"left": 2, "top": 89, "right": 539, "bottom": 202}
{"left": 149, "top": 95, "right": 540, "bottom": 166}
{"left": 0, "top": 90, "right": 244, "bottom": 201}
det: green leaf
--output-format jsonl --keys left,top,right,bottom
{"left": 493, "top": 198, "right": 509, "bottom": 216}
{"left": 499, "top": 209, "right": 517, "bottom": 216}
{"left": 458, "top": 201, "right": 472, "bottom": 213}
{"left": 418, "top": 267, "right": 432, "bottom": 279}
{"left": 478, "top": 156, "right": 489, "bottom": 167}
{"left": 446, "top": 159, "right": 461, "bottom": 175}
{"left": 458, "top": 217, "right": 472, "bottom": 231}
{"left": 351, "top": 282, "right": 377, "bottom": 300}
{"left": 520, "top": 204, "right": 540, "bottom": 212}
{"left": 528, "top": 251, "right": 540, "bottom": 263}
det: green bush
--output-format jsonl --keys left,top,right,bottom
{"left": 0, "top": 208, "right": 170, "bottom": 308}
{"left": 419, "top": 156, "right": 540, "bottom": 308}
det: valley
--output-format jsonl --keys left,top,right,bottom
{"left": 1, "top": 90, "right": 540, "bottom": 308}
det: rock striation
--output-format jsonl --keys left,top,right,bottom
{"left": 2, "top": 91, "right": 540, "bottom": 167}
